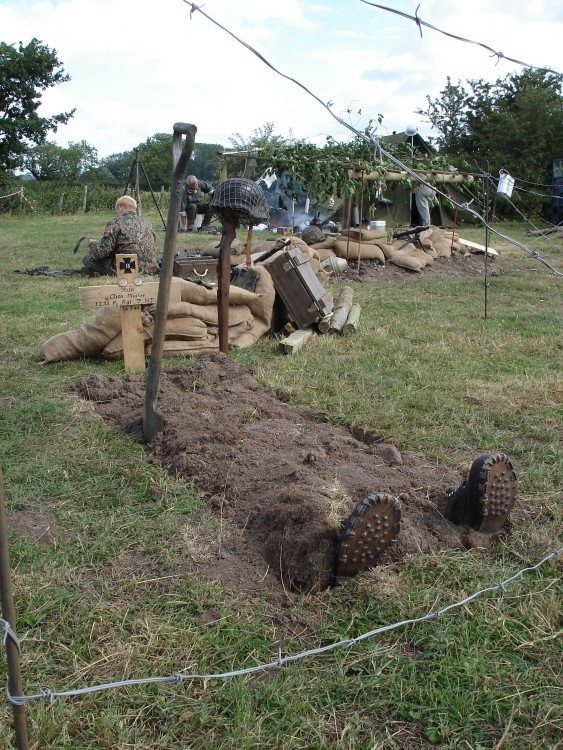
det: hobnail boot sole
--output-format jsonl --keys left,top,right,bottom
{"left": 465, "top": 452, "right": 517, "bottom": 534}
{"left": 335, "top": 493, "right": 401, "bottom": 580}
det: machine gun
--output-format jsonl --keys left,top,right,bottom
{"left": 392, "top": 225, "right": 430, "bottom": 251}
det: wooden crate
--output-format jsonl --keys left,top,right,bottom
{"left": 267, "top": 247, "right": 334, "bottom": 329}
{"left": 173, "top": 255, "right": 217, "bottom": 282}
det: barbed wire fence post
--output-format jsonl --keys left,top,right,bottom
{"left": 0, "top": 465, "right": 29, "bottom": 750}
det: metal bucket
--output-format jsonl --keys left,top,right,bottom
{"left": 320, "top": 256, "right": 348, "bottom": 275}
{"left": 497, "top": 171, "right": 515, "bottom": 198}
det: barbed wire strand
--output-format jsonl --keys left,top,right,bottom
{"left": 360, "top": 2, "right": 563, "bottom": 79}
{"left": 2, "top": 547, "right": 561, "bottom": 706}
{"left": 184, "top": 3, "right": 563, "bottom": 277}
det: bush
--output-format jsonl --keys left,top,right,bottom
{"left": 0, "top": 178, "right": 171, "bottom": 216}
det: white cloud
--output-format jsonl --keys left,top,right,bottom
{"left": 1, "top": 0, "right": 562, "bottom": 158}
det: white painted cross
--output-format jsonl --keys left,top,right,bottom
{"left": 79, "top": 253, "right": 181, "bottom": 372}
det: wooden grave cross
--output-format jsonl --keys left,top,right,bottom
{"left": 79, "top": 253, "right": 181, "bottom": 372}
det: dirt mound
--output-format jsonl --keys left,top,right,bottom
{"left": 75, "top": 353, "right": 502, "bottom": 594}
{"left": 339, "top": 251, "right": 490, "bottom": 283}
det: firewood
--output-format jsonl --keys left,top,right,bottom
{"left": 328, "top": 286, "right": 354, "bottom": 334}
{"left": 343, "top": 303, "right": 361, "bottom": 335}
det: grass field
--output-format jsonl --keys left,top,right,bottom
{"left": 0, "top": 211, "right": 562, "bottom": 749}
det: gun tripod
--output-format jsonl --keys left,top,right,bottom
{"left": 123, "top": 148, "right": 167, "bottom": 230}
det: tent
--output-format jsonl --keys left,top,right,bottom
{"left": 366, "top": 132, "right": 482, "bottom": 228}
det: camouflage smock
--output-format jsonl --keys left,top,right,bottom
{"left": 87, "top": 211, "right": 159, "bottom": 275}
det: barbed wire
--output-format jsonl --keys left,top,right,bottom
{"left": 2, "top": 547, "right": 561, "bottom": 706}
{"left": 0, "top": 187, "right": 36, "bottom": 213}
{"left": 184, "top": 3, "right": 563, "bottom": 278}
{"left": 360, "top": 2, "right": 563, "bottom": 79}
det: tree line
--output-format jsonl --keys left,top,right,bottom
{"left": 2, "top": 38, "right": 562, "bottom": 220}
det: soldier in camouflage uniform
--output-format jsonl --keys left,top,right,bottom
{"left": 82, "top": 195, "right": 159, "bottom": 276}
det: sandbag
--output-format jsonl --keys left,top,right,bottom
{"left": 311, "top": 247, "right": 337, "bottom": 262}
{"left": 202, "top": 237, "right": 244, "bottom": 258}
{"left": 39, "top": 307, "right": 122, "bottom": 363}
{"left": 389, "top": 252, "right": 427, "bottom": 272}
{"left": 334, "top": 240, "right": 385, "bottom": 263}
{"left": 309, "top": 236, "right": 336, "bottom": 250}
{"left": 178, "top": 279, "right": 260, "bottom": 307}
{"left": 338, "top": 227, "right": 388, "bottom": 241}
{"left": 165, "top": 301, "right": 254, "bottom": 327}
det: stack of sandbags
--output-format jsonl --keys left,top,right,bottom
{"left": 38, "top": 271, "right": 276, "bottom": 364}
{"left": 326, "top": 227, "right": 388, "bottom": 264}
{"left": 308, "top": 226, "right": 470, "bottom": 272}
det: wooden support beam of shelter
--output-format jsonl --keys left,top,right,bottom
{"left": 348, "top": 169, "right": 476, "bottom": 184}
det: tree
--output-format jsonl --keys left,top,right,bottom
{"left": 99, "top": 150, "right": 133, "bottom": 185}
{"left": 23, "top": 140, "right": 98, "bottom": 181}
{"left": 0, "top": 38, "right": 75, "bottom": 171}
{"left": 99, "top": 136, "right": 223, "bottom": 189}
{"left": 417, "top": 69, "right": 563, "bottom": 215}
{"left": 226, "top": 122, "right": 298, "bottom": 177}
{"left": 191, "top": 142, "right": 224, "bottom": 183}
{"left": 416, "top": 77, "right": 471, "bottom": 153}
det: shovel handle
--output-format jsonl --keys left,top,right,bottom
{"left": 143, "top": 123, "right": 197, "bottom": 442}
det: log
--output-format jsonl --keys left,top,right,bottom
{"left": 343, "top": 303, "right": 361, "bottom": 335}
{"left": 328, "top": 286, "right": 354, "bottom": 334}
{"left": 317, "top": 313, "right": 333, "bottom": 334}
{"left": 279, "top": 327, "right": 315, "bottom": 354}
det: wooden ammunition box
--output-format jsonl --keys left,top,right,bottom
{"left": 173, "top": 254, "right": 218, "bottom": 281}
{"left": 266, "top": 247, "right": 334, "bottom": 329}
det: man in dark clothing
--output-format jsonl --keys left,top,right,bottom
{"left": 82, "top": 195, "right": 159, "bottom": 276}
{"left": 179, "top": 175, "right": 214, "bottom": 231}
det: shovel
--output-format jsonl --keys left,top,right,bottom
{"left": 143, "top": 122, "right": 197, "bottom": 443}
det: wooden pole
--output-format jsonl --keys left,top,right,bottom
{"left": 357, "top": 168, "right": 365, "bottom": 271}
{"left": 218, "top": 218, "right": 237, "bottom": 355}
{"left": 0, "top": 466, "right": 30, "bottom": 749}
{"left": 245, "top": 225, "right": 253, "bottom": 269}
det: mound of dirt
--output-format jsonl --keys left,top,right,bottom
{"left": 339, "top": 251, "right": 491, "bottom": 283}
{"left": 75, "top": 353, "right": 506, "bottom": 594}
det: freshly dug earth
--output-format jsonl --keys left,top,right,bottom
{"left": 339, "top": 250, "right": 491, "bottom": 283}
{"left": 75, "top": 352, "right": 506, "bottom": 594}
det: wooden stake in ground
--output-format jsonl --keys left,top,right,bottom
{"left": 245, "top": 225, "right": 253, "bottom": 269}
{"left": 329, "top": 286, "right": 354, "bottom": 334}
{"left": 79, "top": 254, "right": 181, "bottom": 373}
{"left": 0, "top": 466, "right": 30, "bottom": 750}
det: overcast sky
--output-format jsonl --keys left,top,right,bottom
{"left": 2, "top": 0, "right": 563, "bottom": 159}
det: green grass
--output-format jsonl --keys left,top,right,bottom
{"left": 0, "top": 211, "right": 562, "bottom": 749}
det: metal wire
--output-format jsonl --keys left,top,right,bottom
{"left": 360, "top": 2, "right": 563, "bottom": 79}
{"left": 184, "top": 2, "right": 563, "bottom": 278}
{"left": 3, "top": 547, "right": 561, "bottom": 706}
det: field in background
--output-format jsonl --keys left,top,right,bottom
{"left": 0, "top": 211, "right": 561, "bottom": 749}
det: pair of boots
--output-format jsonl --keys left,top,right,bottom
{"left": 336, "top": 453, "right": 517, "bottom": 581}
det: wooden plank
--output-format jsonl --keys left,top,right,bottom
{"left": 120, "top": 305, "right": 145, "bottom": 371}
{"left": 79, "top": 278, "right": 181, "bottom": 309}
{"left": 458, "top": 238, "right": 499, "bottom": 256}
{"left": 279, "top": 328, "right": 315, "bottom": 354}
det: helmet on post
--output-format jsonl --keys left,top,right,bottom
{"left": 210, "top": 178, "right": 270, "bottom": 227}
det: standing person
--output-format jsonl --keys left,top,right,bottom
{"left": 82, "top": 195, "right": 159, "bottom": 277}
{"left": 414, "top": 182, "right": 436, "bottom": 227}
{"left": 179, "top": 175, "right": 214, "bottom": 232}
